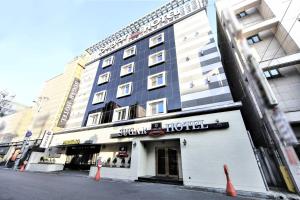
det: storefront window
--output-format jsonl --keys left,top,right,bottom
{"left": 99, "top": 143, "right": 132, "bottom": 168}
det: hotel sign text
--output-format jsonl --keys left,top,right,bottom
{"left": 110, "top": 120, "right": 229, "bottom": 138}
{"left": 86, "top": 0, "right": 204, "bottom": 58}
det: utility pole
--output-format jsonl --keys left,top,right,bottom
{"left": 221, "top": 7, "right": 300, "bottom": 193}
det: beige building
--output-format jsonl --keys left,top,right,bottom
{"left": 0, "top": 107, "right": 33, "bottom": 163}
{"left": 31, "top": 55, "right": 87, "bottom": 140}
{"left": 216, "top": 0, "right": 300, "bottom": 193}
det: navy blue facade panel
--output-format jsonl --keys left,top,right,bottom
{"left": 82, "top": 26, "right": 181, "bottom": 126}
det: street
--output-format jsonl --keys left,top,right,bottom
{"left": 0, "top": 169, "right": 263, "bottom": 200}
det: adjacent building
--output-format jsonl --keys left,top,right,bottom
{"left": 27, "top": 0, "right": 267, "bottom": 193}
{"left": 0, "top": 107, "right": 33, "bottom": 166}
{"left": 216, "top": 0, "right": 300, "bottom": 193}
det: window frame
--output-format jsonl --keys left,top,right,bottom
{"left": 98, "top": 72, "right": 111, "bottom": 85}
{"left": 147, "top": 71, "right": 166, "bottom": 90}
{"left": 116, "top": 82, "right": 133, "bottom": 98}
{"left": 112, "top": 106, "right": 129, "bottom": 122}
{"left": 237, "top": 11, "right": 247, "bottom": 18}
{"left": 149, "top": 32, "right": 164, "bottom": 48}
{"left": 247, "top": 34, "right": 261, "bottom": 45}
{"left": 120, "top": 62, "right": 135, "bottom": 77}
{"left": 146, "top": 98, "right": 167, "bottom": 116}
{"left": 86, "top": 112, "right": 102, "bottom": 126}
{"left": 148, "top": 50, "right": 165, "bottom": 67}
{"left": 264, "top": 69, "right": 281, "bottom": 79}
{"left": 92, "top": 90, "right": 106, "bottom": 104}
{"left": 123, "top": 45, "right": 136, "bottom": 59}
{"left": 102, "top": 56, "right": 114, "bottom": 68}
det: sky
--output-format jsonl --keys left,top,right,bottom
{"left": 0, "top": 0, "right": 216, "bottom": 106}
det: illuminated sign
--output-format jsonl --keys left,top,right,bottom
{"left": 86, "top": 0, "right": 205, "bottom": 58}
{"left": 40, "top": 130, "right": 53, "bottom": 149}
{"left": 63, "top": 139, "right": 80, "bottom": 145}
{"left": 111, "top": 120, "right": 229, "bottom": 138}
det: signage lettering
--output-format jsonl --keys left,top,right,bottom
{"left": 40, "top": 130, "right": 53, "bottom": 149}
{"left": 63, "top": 139, "right": 80, "bottom": 145}
{"left": 111, "top": 120, "right": 229, "bottom": 138}
{"left": 57, "top": 78, "right": 80, "bottom": 128}
{"left": 86, "top": 0, "right": 202, "bottom": 58}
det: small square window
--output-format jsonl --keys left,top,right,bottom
{"left": 120, "top": 62, "right": 135, "bottom": 77}
{"left": 102, "top": 56, "right": 114, "bottom": 68}
{"left": 92, "top": 90, "right": 106, "bottom": 104}
{"left": 247, "top": 34, "right": 261, "bottom": 45}
{"left": 87, "top": 112, "right": 102, "bottom": 126}
{"left": 264, "top": 71, "right": 271, "bottom": 78}
{"left": 149, "top": 32, "right": 164, "bottom": 48}
{"left": 147, "top": 71, "right": 166, "bottom": 90}
{"left": 117, "top": 82, "right": 132, "bottom": 98}
{"left": 270, "top": 69, "right": 279, "bottom": 76}
{"left": 264, "top": 69, "right": 281, "bottom": 79}
{"left": 123, "top": 46, "right": 136, "bottom": 59}
{"left": 146, "top": 98, "right": 167, "bottom": 116}
{"left": 112, "top": 106, "right": 129, "bottom": 122}
{"left": 238, "top": 11, "right": 247, "bottom": 18}
{"left": 98, "top": 72, "right": 111, "bottom": 85}
{"left": 148, "top": 50, "right": 165, "bottom": 67}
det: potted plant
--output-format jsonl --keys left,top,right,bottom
{"left": 127, "top": 157, "right": 131, "bottom": 168}
{"left": 112, "top": 157, "right": 118, "bottom": 167}
{"left": 106, "top": 157, "right": 111, "bottom": 167}
{"left": 120, "top": 158, "right": 125, "bottom": 168}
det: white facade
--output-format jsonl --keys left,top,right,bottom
{"left": 49, "top": 109, "right": 266, "bottom": 192}
{"left": 65, "top": 61, "right": 99, "bottom": 129}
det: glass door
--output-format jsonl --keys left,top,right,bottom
{"left": 156, "top": 147, "right": 179, "bottom": 178}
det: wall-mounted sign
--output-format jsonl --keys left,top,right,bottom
{"left": 63, "top": 139, "right": 80, "bottom": 145}
{"left": 57, "top": 78, "right": 80, "bottom": 128}
{"left": 117, "top": 146, "right": 128, "bottom": 158}
{"left": 85, "top": 0, "right": 204, "bottom": 58}
{"left": 147, "top": 122, "right": 166, "bottom": 137}
{"left": 40, "top": 130, "right": 53, "bottom": 149}
{"left": 111, "top": 120, "right": 229, "bottom": 138}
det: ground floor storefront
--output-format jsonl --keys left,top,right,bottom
{"left": 26, "top": 109, "right": 267, "bottom": 193}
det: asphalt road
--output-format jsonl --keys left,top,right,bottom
{"left": 0, "top": 169, "right": 263, "bottom": 200}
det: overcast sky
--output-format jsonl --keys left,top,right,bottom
{"left": 0, "top": 0, "right": 216, "bottom": 106}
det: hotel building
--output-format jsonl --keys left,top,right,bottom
{"left": 27, "top": 0, "right": 267, "bottom": 193}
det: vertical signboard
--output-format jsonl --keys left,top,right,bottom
{"left": 57, "top": 78, "right": 80, "bottom": 128}
{"left": 40, "top": 130, "right": 53, "bottom": 149}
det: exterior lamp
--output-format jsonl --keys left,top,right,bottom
{"left": 183, "top": 139, "right": 187, "bottom": 146}
{"left": 133, "top": 141, "right": 137, "bottom": 147}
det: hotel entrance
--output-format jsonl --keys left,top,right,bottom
{"left": 156, "top": 147, "right": 179, "bottom": 178}
{"left": 138, "top": 139, "right": 183, "bottom": 185}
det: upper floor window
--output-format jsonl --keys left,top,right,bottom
{"left": 146, "top": 98, "right": 167, "bottom": 116}
{"left": 112, "top": 106, "right": 129, "bottom": 122}
{"left": 87, "top": 112, "right": 102, "bottom": 126}
{"left": 264, "top": 69, "right": 281, "bottom": 79}
{"left": 117, "top": 82, "right": 132, "bottom": 98}
{"left": 148, "top": 50, "right": 165, "bottom": 67}
{"left": 92, "top": 90, "right": 106, "bottom": 104}
{"left": 247, "top": 35, "right": 261, "bottom": 45}
{"left": 102, "top": 56, "right": 114, "bottom": 68}
{"left": 120, "top": 62, "right": 135, "bottom": 77}
{"left": 147, "top": 71, "right": 166, "bottom": 90}
{"left": 98, "top": 72, "right": 111, "bottom": 85}
{"left": 123, "top": 46, "right": 136, "bottom": 59}
{"left": 237, "top": 11, "right": 247, "bottom": 18}
{"left": 149, "top": 32, "right": 164, "bottom": 48}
